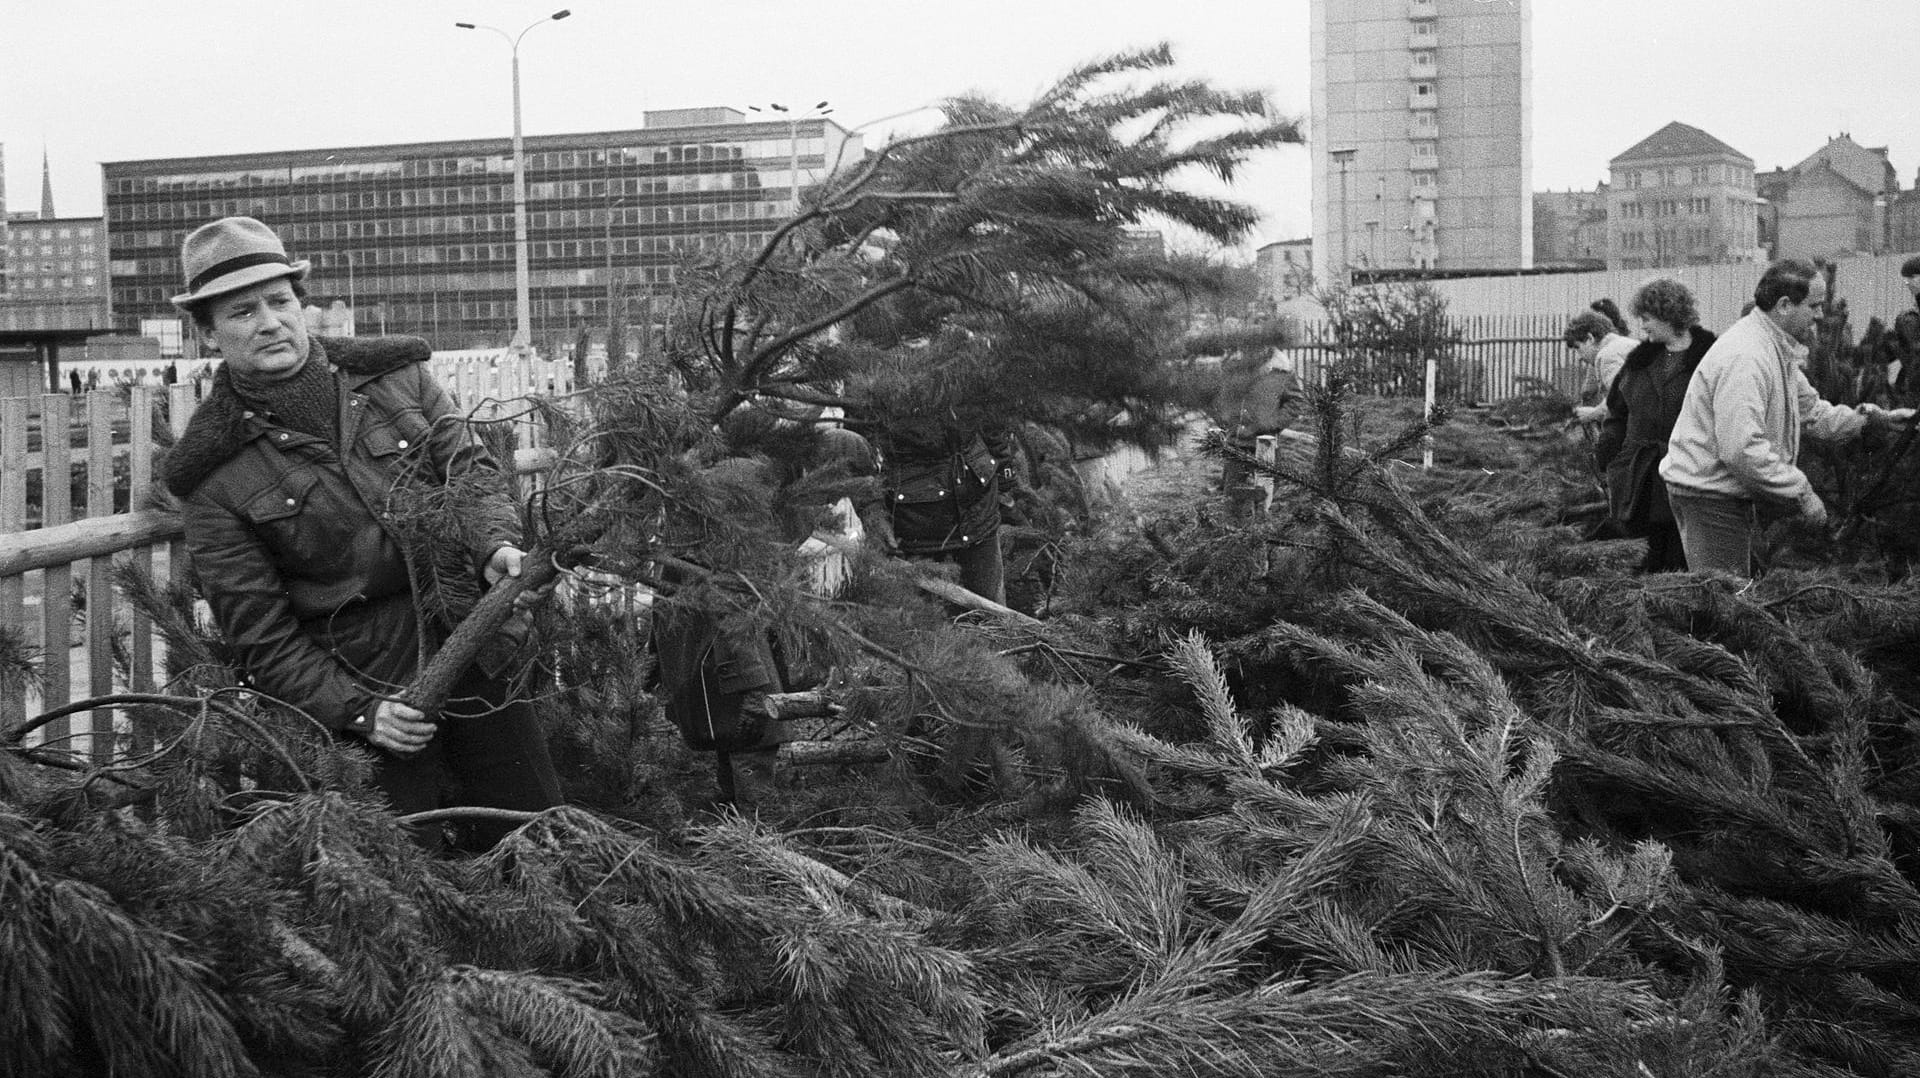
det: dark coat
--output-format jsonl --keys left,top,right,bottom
{"left": 876, "top": 416, "right": 1020, "bottom": 555}
{"left": 650, "top": 594, "right": 785, "bottom": 753}
{"left": 1594, "top": 327, "right": 1716, "bottom": 531}
{"left": 167, "top": 337, "right": 519, "bottom": 731}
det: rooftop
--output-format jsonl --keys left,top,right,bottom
{"left": 1611, "top": 121, "right": 1751, "bottom": 166}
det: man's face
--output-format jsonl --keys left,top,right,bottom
{"left": 1774, "top": 275, "right": 1827, "bottom": 343}
{"left": 203, "top": 277, "right": 310, "bottom": 381}
{"left": 1572, "top": 337, "right": 1601, "bottom": 364}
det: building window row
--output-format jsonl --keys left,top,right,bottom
{"left": 108, "top": 171, "right": 810, "bottom": 225}
{"left": 107, "top": 226, "right": 780, "bottom": 279}
{"left": 6, "top": 226, "right": 95, "bottom": 240}
{"left": 6, "top": 275, "right": 97, "bottom": 290}
{"left": 106, "top": 139, "right": 830, "bottom": 195}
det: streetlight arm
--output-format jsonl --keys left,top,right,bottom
{"left": 455, "top": 21, "right": 513, "bottom": 47}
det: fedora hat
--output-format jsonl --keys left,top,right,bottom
{"left": 170, "top": 216, "right": 310, "bottom": 309}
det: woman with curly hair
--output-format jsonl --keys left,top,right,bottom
{"left": 1594, "top": 278, "right": 1715, "bottom": 572}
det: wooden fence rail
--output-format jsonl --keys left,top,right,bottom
{"left": 0, "top": 356, "right": 577, "bottom": 755}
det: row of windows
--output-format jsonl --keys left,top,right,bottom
{"left": 1618, "top": 227, "right": 1720, "bottom": 250}
{"left": 112, "top": 199, "right": 797, "bottom": 256}
{"left": 1622, "top": 164, "right": 1751, "bottom": 190}
{"left": 5, "top": 275, "right": 99, "bottom": 291}
{"left": 117, "top": 265, "right": 686, "bottom": 317}
{"left": 1617, "top": 197, "right": 1722, "bottom": 219}
{"left": 108, "top": 172, "right": 815, "bottom": 228}
{"left": 7, "top": 243, "right": 100, "bottom": 258}
{"left": 112, "top": 230, "right": 779, "bottom": 281}
{"left": 107, "top": 139, "right": 833, "bottom": 193}
{"left": 5, "top": 225, "right": 97, "bottom": 241}
{"left": 7, "top": 259, "right": 99, "bottom": 274}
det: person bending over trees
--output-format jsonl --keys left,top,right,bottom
{"left": 1566, "top": 309, "right": 1637, "bottom": 426}
{"left": 164, "top": 217, "right": 560, "bottom": 849}
{"left": 1661, "top": 259, "right": 1914, "bottom": 577}
{"left": 1593, "top": 278, "right": 1714, "bottom": 573}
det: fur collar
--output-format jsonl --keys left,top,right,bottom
{"left": 1622, "top": 326, "right": 1716, "bottom": 374}
{"left": 165, "top": 336, "right": 431, "bottom": 497}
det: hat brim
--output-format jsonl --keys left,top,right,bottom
{"left": 170, "top": 259, "right": 311, "bottom": 310}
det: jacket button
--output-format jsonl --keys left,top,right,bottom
{"left": 896, "top": 494, "right": 905, "bottom": 501}
{"left": 961, "top": 535, "right": 970, "bottom": 542}
{"left": 397, "top": 439, "right": 409, "bottom": 449}
{"left": 242, "top": 410, "right": 255, "bottom": 418}
{"left": 937, "top": 489, "right": 946, "bottom": 496}
{"left": 286, "top": 497, "right": 297, "bottom": 506}
{"left": 277, "top": 433, "right": 289, "bottom": 441}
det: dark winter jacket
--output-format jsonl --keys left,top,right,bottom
{"left": 1895, "top": 304, "right": 1920, "bottom": 397}
{"left": 650, "top": 591, "right": 786, "bottom": 754}
{"left": 167, "top": 337, "right": 520, "bottom": 731}
{"left": 1594, "top": 327, "right": 1716, "bottom": 531}
{"left": 876, "top": 416, "right": 1020, "bottom": 555}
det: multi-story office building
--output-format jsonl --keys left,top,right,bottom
{"left": 103, "top": 108, "right": 861, "bottom": 350}
{"left": 1310, "top": 0, "right": 1531, "bottom": 277}
{"left": 1606, "top": 122, "right": 1761, "bottom": 271}
{"left": 2, "top": 214, "right": 111, "bottom": 307}
{"left": 1, "top": 150, "right": 113, "bottom": 355}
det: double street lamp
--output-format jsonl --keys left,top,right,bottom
{"left": 748, "top": 101, "right": 833, "bottom": 211}
{"left": 456, "top": 8, "right": 571, "bottom": 355}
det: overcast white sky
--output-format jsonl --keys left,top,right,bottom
{"left": 2, "top": 0, "right": 1915, "bottom": 253}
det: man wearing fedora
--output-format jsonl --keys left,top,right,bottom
{"left": 165, "top": 216, "right": 561, "bottom": 847}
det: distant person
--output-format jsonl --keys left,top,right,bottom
{"left": 1212, "top": 348, "right": 1301, "bottom": 519}
{"left": 1891, "top": 255, "right": 1920, "bottom": 396}
{"left": 1564, "top": 310, "right": 1636, "bottom": 424}
{"left": 1591, "top": 297, "right": 1630, "bottom": 337}
{"left": 873, "top": 409, "right": 1026, "bottom": 605}
{"left": 1593, "top": 278, "right": 1715, "bottom": 573}
{"left": 1661, "top": 259, "right": 1914, "bottom": 576}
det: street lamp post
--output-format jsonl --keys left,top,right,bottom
{"left": 456, "top": 8, "right": 571, "bottom": 355}
{"left": 749, "top": 101, "right": 833, "bottom": 212}
{"left": 1329, "top": 147, "right": 1356, "bottom": 287}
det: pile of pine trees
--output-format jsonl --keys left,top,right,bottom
{"left": 11, "top": 51, "right": 1920, "bottom": 1078}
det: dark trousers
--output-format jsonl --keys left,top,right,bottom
{"left": 1639, "top": 522, "right": 1687, "bottom": 573}
{"left": 915, "top": 534, "right": 1006, "bottom": 605}
{"left": 369, "top": 667, "right": 562, "bottom": 850}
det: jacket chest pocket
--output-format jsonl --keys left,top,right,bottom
{"left": 358, "top": 408, "right": 437, "bottom": 478}
{"left": 244, "top": 472, "right": 351, "bottom": 576}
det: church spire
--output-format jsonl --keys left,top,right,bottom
{"left": 39, "top": 147, "right": 54, "bottom": 220}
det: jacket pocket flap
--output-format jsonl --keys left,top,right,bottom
{"left": 244, "top": 472, "right": 318, "bottom": 523}
{"left": 361, "top": 422, "right": 419, "bottom": 458}
{"left": 889, "top": 470, "right": 952, "bottom": 504}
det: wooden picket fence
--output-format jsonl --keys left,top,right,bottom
{"left": 1286, "top": 314, "right": 1573, "bottom": 404}
{"left": 0, "top": 355, "right": 577, "bottom": 756}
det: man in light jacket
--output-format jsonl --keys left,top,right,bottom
{"left": 1660, "top": 259, "right": 1912, "bottom": 575}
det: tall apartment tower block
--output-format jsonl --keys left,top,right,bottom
{"left": 1310, "top": 0, "right": 1531, "bottom": 277}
